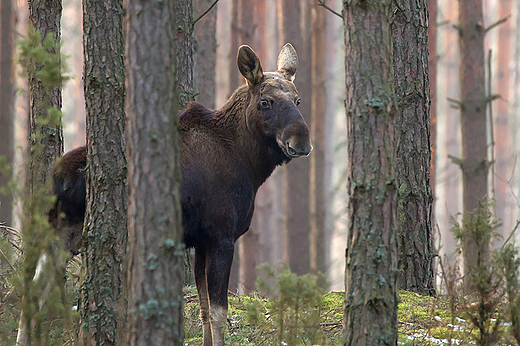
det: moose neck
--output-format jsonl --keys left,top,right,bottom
{"left": 215, "top": 86, "right": 288, "bottom": 191}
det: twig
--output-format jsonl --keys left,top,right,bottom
{"left": 448, "top": 155, "right": 464, "bottom": 167}
{"left": 192, "top": 0, "right": 220, "bottom": 29}
{"left": 447, "top": 97, "right": 463, "bottom": 105}
{"left": 317, "top": 0, "right": 343, "bottom": 19}
{"left": 498, "top": 220, "right": 520, "bottom": 254}
{"left": 484, "top": 16, "right": 510, "bottom": 34}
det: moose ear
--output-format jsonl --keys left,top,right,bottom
{"left": 277, "top": 43, "right": 298, "bottom": 81}
{"left": 237, "top": 45, "right": 264, "bottom": 86}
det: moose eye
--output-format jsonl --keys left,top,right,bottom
{"left": 260, "top": 99, "right": 271, "bottom": 109}
{"left": 295, "top": 98, "right": 301, "bottom": 106}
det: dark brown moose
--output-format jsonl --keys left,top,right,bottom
{"left": 50, "top": 43, "right": 312, "bottom": 345}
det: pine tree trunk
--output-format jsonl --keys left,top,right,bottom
{"left": 279, "top": 0, "right": 311, "bottom": 276}
{"left": 126, "top": 0, "right": 190, "bottom": 343}
{"left": 194, "top": 0, "right": 217, "bottom": 108}
{"left": 310, "top": 4, "right": 328, "bottom": 277}
{"left": 0, "top": 0, "right": 15, "bottom": 227}
{"left": 236, "top": 0, "right": 268, "bottom": 294}
{"left": 494, "top": 0, "right": 512, "bottom": 237}
{"left": 428, "top": 0, "right": 437, "bottom": 207}
{"left": 458, "top": 0, "right": 489, "bottom": 291}
{"left": 343, "top": 0, "right": 398, "bottom": 344}
{"left": 393, "top": 0, "right": 435, "bottom": 296}
{"left": 28, "top": 0, "right": 63, "bottom": 191}
{"left": 81, "top": 0, "right": 127, "bottom": 344}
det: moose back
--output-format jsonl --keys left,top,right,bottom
{"left": 50, "top": 43, "right": 312, "bottom": 345}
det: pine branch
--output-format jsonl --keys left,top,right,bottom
{"left": 317, "top": 0, "right": 343, "bottom": 19}
{"left": 192, "top": 0, "right": 220, "bottom": 29}
{"left": 448, "top": 155, "right": 464, "bottom": 168}
{"left": 484, "top": 16, "right": 510, "bottom": 34}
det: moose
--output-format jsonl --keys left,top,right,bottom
{"left": 50, "top": 43, "right": 312, "bottom": 345}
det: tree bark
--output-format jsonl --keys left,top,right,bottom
{"left": 310, "top": 4, "right": 328, "bottom": 278}
{"left": 126, "top": 0, "right": 191, "bottom": 343}
{"left": 393, "top": 0, "right": 435, "bottom": 296}
{"left": 28, "top": 0, "right": 63, "bottom": 191}
{"left": 17, "top": 2, "right": 64, "bottom": 345}
{"left": 0, "top": 0, "right": 15, "bottom": 227}
{"left": 279, "top": 0, "right": 311, "bottom": 276}
{"left": 81, "top": 0, "right": 127, "bottom": 344}
{"left": 343, "top": 0, "right": 398, "bottom": 344}
{"left": 427, "top": 0, "right": 437, "bottom": 207}
{"left": 194, "top": 0, "right": 217, "bottom": 108}
{"left": 458, "top": 0, "right": 489, "bottom": 291}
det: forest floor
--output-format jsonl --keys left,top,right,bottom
{"left": 183, "top": 287, "right": 519, "bottom": 345}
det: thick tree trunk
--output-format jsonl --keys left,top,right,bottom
{"left": 81, "top": 0, "right": 127, "bottom": 344}
{"left": 126, "top": 0, "right": 191, "bottom": 343}
{"left": 28, "top": 0, "right": 63, "bottom": 191}
{"left": 279, "top": 0, "right": 311, "bottom": 276}
{"left": 194, "top": 0, "right": 217, "bottom": 108}
{"left": 458, "top": 0, "right": 489, "bottom": 291}
{"left": 393, "top": 0, "right": 435, "bottom": 296}
{"left": 0, "top": 0, "right": 15, "bottom": 227}
{"left": 310, "top": 4, "right": 328, "bottom": 277}
{"left": 343, "top": 0, "right": 398, "bottom": 344}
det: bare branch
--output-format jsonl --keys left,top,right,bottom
{"left": 447, "top": 97, "right": 463, "bottom": 109}
{"left": 484, "top": 16, "right": 510, "bottom": 34}
{"left": 192, "top": 0, "right": 220, "bottom": 29}
{"left": 317, "top": 0, "right": 343, "bottom": 19}
{"left": 499, "top": 220, "right": 520, "bottom": 254}
{"left": 448, "top": 155, "right": 464, "bottom": 167}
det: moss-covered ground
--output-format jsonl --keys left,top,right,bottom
{"left": 184, "top": 288, "right": 519, "bottom": 345}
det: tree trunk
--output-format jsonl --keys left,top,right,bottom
{"left": 458, "top": 0, "right": 489, "bottom": 291}
{"left": 279, "top": 0, "right": 311, "bottom": 276}
{"left": 194, "top": 0, "right": 217, "bottom": 109}
{"left": 310, "top": 4, "right": 328, "bottom": 278}
{"left": 17, "top": 2, "right": 64, "bottom": 345}
{"left": 393, "top": 0, "right": 435, "bottom": 296}
{"left": 236, "top": 0, "right": 268, "bottom": 294}
{"left": 494, "top": 0, "right": 512, "bottom": 237}
{"left": 0, "top": 0, "right": 15, "bottom": 227}
{"left": 81, "top": 0, "right": 127, "bottom": 344}
{"left": 343, "top": 0, "right": 398, "bottom": 344}
{"left": 428, "top": 0, "right": 437, "bottom": 209}
{"left": 28, "top": 0, "right": 63, "bottom": 191}
{"left": 126, "top": 0, "right": 191, "bottom": 343}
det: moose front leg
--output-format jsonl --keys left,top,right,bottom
{"left": 194, "top": 248, "right": 212, "bottom": 346}
{"left": 206, "top": 239, "right": 235, "bottom": 346}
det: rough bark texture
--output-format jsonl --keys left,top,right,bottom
{"left": 126, "top": 0, "right": 191, "bottom": 343}
{"left": 343, "top": 0, "right": 398, "bottom": 344}
{"left": 393, "top": 0, "right": 435, "bottom": 296}
{"left": 458, "top": 0, "right": 489, "bottom": 289}
{"left": 279, "top": 0, "right": 311, "bottom": 276}
{"left": 28, "top": 0, "right": 63, "bottom": 191}
{"left": 310, "top": 4, "right": 328, "bottom": 276}
{"left": 0, "top": 0, "right": 15, "bottom": 227}
{"left": 81, "top": 0, "right": 127, "bottom": 344}
{"left": 427, "top": 0, "right": 437, "bottom": 205}
{"left": 194, "top": 0, "right": 217, "bottom": 108}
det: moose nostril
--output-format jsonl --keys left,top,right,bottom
{"left": 287, "top": 144, "right": 297, "bottom": 156}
